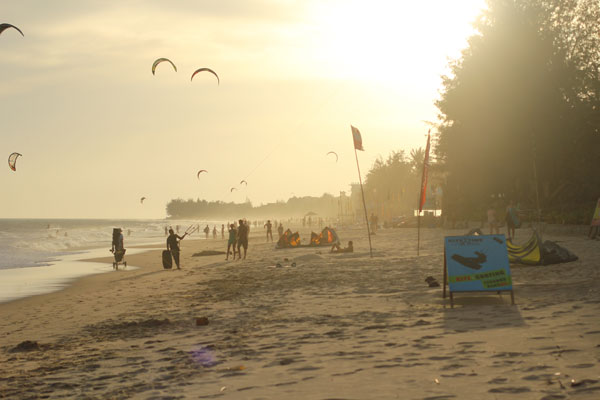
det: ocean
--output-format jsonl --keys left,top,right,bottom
{"left": 0, "top": 218, "right": 224, "bottom": 303}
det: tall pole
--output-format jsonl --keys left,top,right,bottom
{"left": 354, "top": 147, "right": 373, "bottom": 257}
{"left": 417, "top": 208, "right": 421, "bottom": 256}
{"left": 417, "top": 130, "right": 431, "bottom": 256}
{"left": 531, "top": 130, "right": 542, "bottom": 240}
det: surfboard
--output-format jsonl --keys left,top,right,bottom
{"left": 162, "top": 250, "right": 172, "bottom": 269}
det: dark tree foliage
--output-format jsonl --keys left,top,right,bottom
{"left": 165, "top": 194, "right": 338, "bottom": 219}
{"left": 435, "top": 0, "right": 600, "bottom": 223}
{"left": 362, "top": 149, "right": 440, "bottom": 218}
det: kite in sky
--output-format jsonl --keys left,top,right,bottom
{"left": 140, "top": 197, "right": 146, "bottom": 204}
{"left": 327, "top": 151, "right": 338, "bottom": 162}
{"left": 152, "top": 58, "right": 177, "bottom": 75}
{"left": 0, "top": 23, "right": 24, "bottom": 37}
{"left": 240, "top": 180, "right": 247, "bottom": 186}
{"left": 197, "top": 169, "right": 207, "bottom": 179}
{"left": 8, "top": 152, "right": 21, "bottom": 171}
{"left": 230, "top": 187, "right": 237, "bottom": 192}
{"left": 191, "top": 68, "right": 220, "bottom": 85}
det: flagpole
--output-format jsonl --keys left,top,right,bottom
{"left": 417, "top": 209, "right": 421, "bottom": 256}
{"left": 417, "top": 130, "right": 431, "bottom": 256}
{"left": 354, "top": 146, "right": 373, "bottom": 258}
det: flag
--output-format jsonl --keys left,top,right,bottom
{"left": 351, "top": 125, "right": 364, "bottom": 151}
{"left": 418, "top": 130, "right": 431, "bottom": 213}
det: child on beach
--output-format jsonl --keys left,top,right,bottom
{"left": 226, "top": 224, "right": 237, "bottom": 260}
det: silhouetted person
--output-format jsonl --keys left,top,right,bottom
{"left": 226, "top": 224, "right": 237, "bottom": 260}
{"left": 277, "top": 223, "right": 284, "bottom": 239}
{"left": 203, "top": 225, "right": 210, "bottom": 239}
{"left": 237, "top": 219, "right": 249, "bottom": 259}
{"left": 331, "top": 241, "right": 353, "bottom": 253}
{"left": 167, "top": 228, "right": 188, "bottom": 269}
{"left": 264, "top": 220, "right": 273, "bottom": 242}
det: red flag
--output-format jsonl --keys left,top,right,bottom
{"left": 418, "top": 130, "right": 431, "bottom": 213}
{"left": 351, "top": 125, "right": 364, "bottom": 151}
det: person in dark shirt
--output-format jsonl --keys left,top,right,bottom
{"left": 226, "top": 224, "right": 237, "bottom": 260}
{"left": 237, "top": 219, "right": 249, "bottom": 259}
{"left": 264, "top": 220, "right": 273, "bottom": 242}
{"left": 166, "top": 228, "right": 188, "bottom": 269}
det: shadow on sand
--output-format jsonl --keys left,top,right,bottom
{"left": 441, "top": 294, "right": 525, "bottom": 332}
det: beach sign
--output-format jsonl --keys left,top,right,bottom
{"left": 591, "top": 198, "right": 600, "bottom": 226}
{"left": 443, "top": 234, "right": 514, "bottom": 306}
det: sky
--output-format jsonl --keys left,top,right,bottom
{"left": 0, "top": 0, "right": 486, "bottom": 219}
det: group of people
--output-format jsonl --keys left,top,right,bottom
{"left": 226, "top": 219, "right": 250, "bottom": 260}
{"left": 487, "top": 200, "right": 520, "bottom": 240}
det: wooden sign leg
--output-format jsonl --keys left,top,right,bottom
{"left": 443, "top": 249, "right": 447, "bottom": 299}
{"left": 510, "top": 290, "right": 515, "bottom": 305}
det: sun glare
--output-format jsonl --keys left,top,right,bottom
{"left": 312, "top": 0, "right": 486, "bottom": 87}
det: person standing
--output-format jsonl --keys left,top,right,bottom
{"left": 237, "top": 219, "right": 249, "bottom": 260}
{"left": 505, "top": 200, "right": 517, "bottom": 240}
{"left": 226, "top": 223, "right": 237, "bottom": 260}
{"left": 166, "top": 228, "right": 187, "bottom": 269}
{"left": 264, "top": 220, "right": 273, "bottom": 242}
{"left": 487, "top": 203, "right": 500, "bottom": 234}
{"left": 221, "top": 224, "right": 225, "bottom": 239}
{"left": 277, "top": 222, "right": 284, "bottom": 239}
{"left": 203, "top": 224, "right": 210, "bottom": 239}
{"left": 370, "top": 213, "right": 378, "bottom": 233}
{"left": 212, "top": 225, "right": 217, "bottom": 239}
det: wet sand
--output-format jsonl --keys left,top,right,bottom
{"left": 0, "top": 225, "right": 599, "bottom": 399}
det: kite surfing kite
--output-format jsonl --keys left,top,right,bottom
{"left": 140, "top": 197, "right": 146, "bottom": 204}
{"left": 197, "top": 169, "right": 207, "bottom": 179}
{"left": 230, "top": 187, "right": 237, "bottom": 192}
{"left": 151, "top": 58, "right": 177, "bottom": 75}
{"left": 0, "top": 23, "right": 24, "bottom": 37}
{"left": 191, "top": 68, "right": 220, "bottom": 85}
{"left": 326, "top": 151, "right": 338, "bottom": 162}
{"left": 240, "top": 180, "right": 247, "bottom": 186}
{"left": 8, "top": 152, "right": 21, "bottom": 171}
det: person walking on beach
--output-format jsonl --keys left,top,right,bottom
{"left": 221, "top": 224, "right": 225, "bottom": 239}
{"left": 487, "top": 203, "right": 500, "bottom": 234}
{"left": 203, "top": 224, "right": 210, "bottom": 239}
{"left": 237, "top": 219, "right": 249, "bottom": 260}
{"left": 370, "top": 213, "right": 378, "bottom": 233}
{"left": 167, "top": 228, "right": 188, "bottom": 269}
{"left": 226, "top": 223, "right": 237, "bottom": 260}
{"left": 212, "top": 226, "right": 217, "bottom": 239}
{"left": 264, "top": 220, "right": 273, "bottom": 242}
{"left": 277, "top": 222, "right": 284, "bottom": 239}
{"left": 505, "top": 200, "right": 518, "bottom": 240}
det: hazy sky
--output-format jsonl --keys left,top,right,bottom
{"left": 0, "top": 0, "right": 485, "bottom": 219}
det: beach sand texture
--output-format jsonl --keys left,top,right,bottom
{"left": 0, "top": 226, "right": 599, "bottom": 399}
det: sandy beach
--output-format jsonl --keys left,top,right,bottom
{"left": 0, "top": 225, "right": 599, "bottom": 399}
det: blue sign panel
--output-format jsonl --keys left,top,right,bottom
{"left": 445, "top": 235, "right": 512, "bottom": 292}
